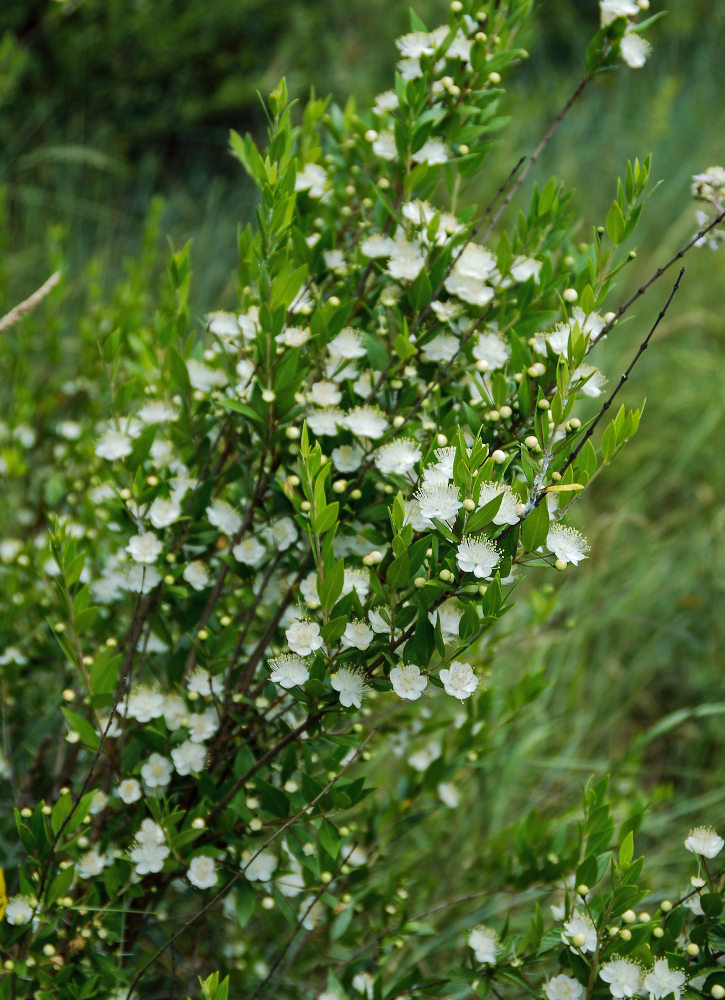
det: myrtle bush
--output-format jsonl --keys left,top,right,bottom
{"left": 1, "top": 2, "right": 725, "bottom": 999}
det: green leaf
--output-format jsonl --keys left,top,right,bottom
{"left": 521, "top": 501, "right": 549, "bottom": 552}
{"left": 61, "top": 708, "right": 100, "bottom": 752}
{"left": 312, "top": 502, "right": 338, "bottom": 534}
{"left": 387, "top": 551, "right": 410, "bottom": 591}
{"left": 318, "top": 558, "right": 344, "bottom": 610}
{"left": 318, "top": 819, "right": 341, "bottom": 859}
{"left": 606, "top": 200, "right": 626, "bottom": 245}
{"left": 619, "top": 831, "right": 634, "bottom": 868}
{"left": 465, "top": 492, "right": 504, "bottom": 534}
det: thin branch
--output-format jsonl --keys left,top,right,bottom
{"left": 479, "top": 72, "right": 592, "bottom": 245}
{"left": 594, "top": 205, "right": 725, "bottom": 343}
{"left": 560, "top": 266, "right": 686, "bottom": 480}
{"left": 0, "top": 271, "right": 61, "bottom": 334}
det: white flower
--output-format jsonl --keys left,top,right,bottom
{"left": 183, "top": 560, "right": 209, "bottom": 591}
{"left": 307, "top": 408, "right": 344, "bottom": 435}
{"left": 373, "top": 440, "right": 421, "bottom": 475}
{"left": 277, "top": 326, "right": 310, "bottom": 347}
{"left": 562, "top": 911, "right": 597, "bottom": 953}
{"left": 386, "top": 233, "right": 426, "bottom": 282}
{"left": 188, "top": 855, "right": 218, "bottom": 890}
{"left": 332, "top": 443, "right": 364, "bottom": 472}
{"left": 309, "top": 380, "right": 342, "bottom": 407}
{"left": 124, "top": 563, "right": 162, "bottom": 594}
{"left": 137, "top": 400, "right": 177, "bottom": 423}
{"left": 95, "top": 429, "right": 133, "bottom": 461}
{"left": 409, "top": 741, "right": 440, "bottom": 771}
{"left": 373, "top": 90, "right": 398, "bottom": 115}
{"left": 430, "top": 299, "right": 460, "bottom": 321}
{"left": 361, "top": 233, "right": 396, "bottom": 258}
{"left": 545, "top": 975, "right": 585, "bottom": 1000}
{"left": 207, "top": 310, "right": 240, "bottom": 342}
{"left": 286, "top": 620, "right": 324, "bottom": 657}
{"left": 118, "top": 778, "right": 142, "bottom": 804}
{"left": 137, "top": 818, "right": 166, "bottom": 845}
{"left": 187, "top": 359, "right": 227, "bottom": 392}
{"left": 453, "top": 243, "right": 498, "bottom": 281}
{"left": 187, "top": 709, "right": 219, "bottom": 743}
{"left": 233, "top": 537, "right": 266, "bottom": 567}
{"left": 126, "top": 531, "right": 163, "bottom": 564}
{"left": 546, "top": 524, "right": 589, "bottom": 565}
{"left": 368, "top": 606, "right": 394, "bottom": 634}
{"left": 328, "top": 328, "right": 367, "bottom": 361}
{"left": 331, "top": 667, "right": 366, "bottom": 708}
{"left": 478, "top": 482, "right": 520, "bottom": 526}
{"left": 396, "top": 30, "right": 435, "bottom": 58}
{"left": 141, "top": 753, "right": 173, "bottom": 789}
{"left": 244, "top": 851, "right": 277, "bottom": 882}
{"left": 599, "top": 0, "right": 639, "bottom": 24}
{"left": 4, "top": 895, "right": 34, "bottom": 925}
{"left": 468, "top": 925, "right": 498, "bottom": 965}
{"left": 438, "top": 782, "right": 460, "bottom": 808}
{"left": 342, "top": 566, "right": 371, "bottom": 601}
{"left": 685, "top": 826, "right": 724, "bottom": 858}
{"left": 269, "top": 654, "right": 310, "bottom": 689}
{"left": 421, "top": 333, "right": 459, "bottom": 362}
{"left": 130, "top": 840, "right": 169, "bottom": 876}
{"left": 390, "top": 664, "right": 428, "bottom": 701}
{"left": 371, "top": 130, "right": 397, "bottom": 160}
{"left": 456, "top": 535, "right": 501, "bottom": 578}
{"left": 206, "top": 499, "right": 242, "bottom": 536}
{"left": 295, "top": 163, "right": 327, "bottom": 198}
{"left": 89, "top": 790, "right": 108, "bottom": 815}
{"left": 599, "top": 959, "right": 644, "bottom": 998}
{"left": 415, "top": 483, "right": 462, "bottom": 526}
{"left": 341, "top": 620, "right": 374, "bottom": 651}
{"left": 171, "top": 739, "right": 207, "bottom": 776}
{"left": 148, "top": 496, "right": 182, "bottom": 528}
{"left": 412, "top": 138, "right": 448, "bottom": 166}
{"left": 572, "top": 364, "right": 607, "bottom": 398}
{"left": 163, "top": 694, "right": 188, "bottom": 730}
{"left": 439, "top": 660, "right": 478, "bottom": 700}
{"left": 345, "top": 406, "right": 389, "bottom": 439}
{"left": 643, "top": 960, "right": 685, "bottom": 1000}
{"left": 429, "top": 599, "right": 463, "bottom": 637}
{"left": 125, "top": 686, "right": 164, "bottom": 723}
{"left": 510, "top": 255, "right": 542, "bottom": 282}
{"left": 473, "top": 332, "right": 509, "bottom": 370}
{"left": 352, "top": 972, "right": 375, "bottom": 998}
{"left": 444, "top": 271, "right": 495, "bottom": 308}
{"left": 620, "top": 28, "right": 650, "bottom": 67}
{"left": 397, "top": 57, "right": 423, "bottom": 81}
{"left": 78, "top": 848, "right": 106, "bottom": 879}
{"left": 264, "top": 517, "right": 298, "bottom": 551}
{"left": 187, "top": 667, "right": 223, "bottom": 698}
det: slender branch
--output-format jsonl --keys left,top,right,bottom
{"left": 594, "top": 205, "right": 725, "bottom": 344}
{"left": 479, "top": 72, "right": 592, "bottom": 245}
{"left": 125, "top": 727, "right": 376, "bottom": 999}
{"left": 560, "top": 266, "right": 686, "bottom": 481}
{"left": 0, "top": 271, "right": 61, "bottom": 334}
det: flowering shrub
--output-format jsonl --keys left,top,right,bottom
{"left": 1, "top": 2, "right": 725, "bottom": 998}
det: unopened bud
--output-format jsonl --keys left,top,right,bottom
{"left": 491, "top": 449, "right": 506, "bottom": 464}
{"left": 563, "top": 288, "right": 578, "bottom": 303}
{"left": 687, "top": 943, "right": 699, "bottom": 957}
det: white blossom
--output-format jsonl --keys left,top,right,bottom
{"left": 562, "top": 910, "right": 597, "bottom": 953}
{"left": 545, "top": 975, "right": 585, "bottom": 1000}
{"left": 331, "top": 667, "right": 366, "bottom": 709}
{"left": 341, "top": 620, "right": 374, "bottom": 651}
{"left": 126, "top": 532, "right": 163, "bottom": 564}
{"left": 599, "top": 959, "right": 644, "bottom": 999}
{"left": 456, "top": 535, "right": 501, "bottom": 578}
{"left": 546, "top": 524, "right": 589, "bottom": 565}
{"left": 206, "top": 499, "right": 242, "bottom": 536}
{"left": 141, "top": 753, "right": 173, "bottom": 789}
{"left": 188, "top": 855, "right": 218, "bottom": 890}
{"left": 468, "top": 925, "right": 498, "bottom": 965}
{"left": 183, "top": 560, "right": 209, "bottom": 591}
{"left": 439, "top": 660, "right": 478, "bottom": 700}
{"left": 286, "top": 620, "right": 324, "bottom": 657}
{"left": 390, "top": 663, "right": 428, "bottom": 701}
{"left": 171, "top": 739, "right": 207, "bottom": 776}
{"left": 244, "top": 850, "right": 277, "bottom": 881}
{"left": 373, "top": 440, "right": 421, "bottom": 475}
{"left": 269, "top": 654, "right": 310, "bottom": 689}
{"left": 684, "top": 826, "right": 724, "bottom": 858}
{"left": 643, "top": 960, "right": 685, "bottom": 1000}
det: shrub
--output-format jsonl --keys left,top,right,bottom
{"left": 1, "top": 2, "right": 724, "bottom": 998}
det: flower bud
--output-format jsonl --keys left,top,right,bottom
{"left": 488, "top": 71, "right": 501, "bottom": 84}
{"left": 414, "top": 576, "right": 427, "bottom": 588}
{"left": 710, "top": 986, "right": 724, "bottom": 999}
{"left": 652, "top": 927, "right": 664, "bottom": 938}
{"left": 620, "top": 928, "right": 632, "bottom": 941}
{"left": 622, "top": 909, "right": 636, "bottom": 923}
{"left": 563, "top": 288, "right": 578, "bottom": 303}
{"left": 463, "top": 498, "right": 475, "bottom": 511}
{"left": 555, "top": 559, "right": 567, "bottom": 571}
{"left": 285, "top": 426, "right": 300, "bottom": 439}
{"left": 492, "top": 449, "right": 506, "bottom": 464}
{"left": 687, "top": 943, "right": 699, "bottom": 957}
{"left": 350, "top": 489, "right": 362, "bottom": 500}
{"left": 333, "top": 479, "right": 347, "bottom": 494}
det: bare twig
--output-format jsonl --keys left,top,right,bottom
{"left": 0, "top": 271, "right": 61, "bottom": 334}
